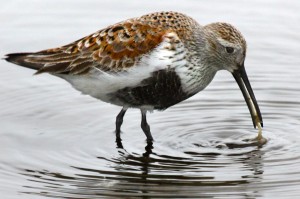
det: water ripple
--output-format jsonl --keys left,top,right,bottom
{"left": 1, "top": 0, "right": 300, "bottom": 198}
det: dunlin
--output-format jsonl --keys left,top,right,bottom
{"left": 5, "top": 11, "right": 263, "bottom": 143}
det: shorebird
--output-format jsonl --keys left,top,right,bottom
{"left": 5, "top": 11, "right": 263, "bottom": 143}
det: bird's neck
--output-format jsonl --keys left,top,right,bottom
{"left": 176, "top": 30, "right": 218, "bottom": 95}
{"left": 178, "top": 63, "right": 217, "bottom": 96}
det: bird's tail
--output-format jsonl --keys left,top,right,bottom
{"left": 4, "top": 50, "right": 78, "bottom": 75}
{"left": 5, "top": 53, "right": 43, "bottom": 72}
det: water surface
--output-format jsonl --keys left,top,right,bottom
{"left": 1, "top": 0, "right": 300, "bottom": 198}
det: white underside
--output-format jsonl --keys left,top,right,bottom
{"left": 59, "top": 32, "right": 216, "bottom": 110}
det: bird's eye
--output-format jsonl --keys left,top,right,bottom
{"left": 225, "top": 47, "right": 234, "bottom": 54}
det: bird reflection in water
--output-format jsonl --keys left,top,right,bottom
{"left": 19, "top": 138, "right": 265, "bottom": 198}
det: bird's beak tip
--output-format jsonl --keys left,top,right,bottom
{"left": 233, "top": 65, "right": 263, "bottom": 130}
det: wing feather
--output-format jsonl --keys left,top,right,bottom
{"left": 6, "top": 11, "right": 195, "bottom": 75}
{"left": 14, "top": 22, "right": 168, "bottom": 75}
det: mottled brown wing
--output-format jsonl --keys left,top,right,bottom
{"left": 6, "top": 21, "right": 170, "bottom": 75}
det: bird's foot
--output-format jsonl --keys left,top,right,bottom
{"left": 115, "top": 137, "right": 124, "bottom": 149}
{"left": 143, "top": 141, "right": 154, "bottom": 157}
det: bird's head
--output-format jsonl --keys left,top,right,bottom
{"left": 204, "top": 22, "right": 246, "bottom": 72}
{"left": 204, "top": 22, "right": 263, "bottom": 129}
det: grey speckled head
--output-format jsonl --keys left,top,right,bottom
{"left": 203, "top": 22, "right": 247, "bottom": 72}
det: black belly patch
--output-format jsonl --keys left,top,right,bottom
{"left": 110, "top": 69, "right": 190, "bottom": 110}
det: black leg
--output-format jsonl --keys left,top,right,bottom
{"left": 141, "top": 110, "right": 154, "bottom": 143}
{"left": 115, "top": 107, "right": 127, "bottom": 141}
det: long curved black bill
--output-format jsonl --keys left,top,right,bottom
{"left": 232, "top": 64, "right": 263, "bottom": 128}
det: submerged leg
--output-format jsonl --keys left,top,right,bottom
{"left": 115, "top": 107, "right": 127, "bottom": 141}
{"left": 141, "top": 110, "right": 154, "bottom": 143}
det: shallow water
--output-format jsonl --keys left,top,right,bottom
{"left": 1, "top": 0, "right": 300, "bottom": 198}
